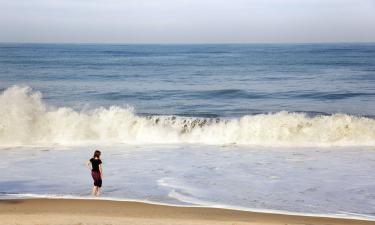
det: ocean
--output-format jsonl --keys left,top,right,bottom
{"left": 0, "top": 43, "right": 374, "bottom": 219}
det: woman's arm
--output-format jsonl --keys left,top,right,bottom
{"left": 86, "top": 160, "right": 91, "bottom": 170}
{"left": 99, "top": 164, "right": 103, "bottom": 178}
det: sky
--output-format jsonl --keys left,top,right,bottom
{"left": 1, "top": 0, "right": 375, "bottom": 43}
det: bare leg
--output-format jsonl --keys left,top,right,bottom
{"left": 92, "top": 186, "right": 97, "bottom": 196}
{"left": 96, "top": 187, "right": 101, "bottom": 197}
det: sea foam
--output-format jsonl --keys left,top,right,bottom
{"left": 1, "top": 85, "right": 375, "bottom": 147}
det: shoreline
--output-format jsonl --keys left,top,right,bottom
{"left": 3, "top": 194, "right": 375, "bottom": 221}
{"left": 1, "top": 198, "right": 374, "bottom": 225}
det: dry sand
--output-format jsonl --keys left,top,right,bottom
{"left": 0, "top": 199, "right": 373, "bottom": 225}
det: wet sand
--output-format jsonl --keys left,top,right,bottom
{"left": 0, "top": 199, "right": 373, "bottom": 225}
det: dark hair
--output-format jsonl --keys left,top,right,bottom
{"left": 93, "top": 150, "right": 101, "bottom": 159}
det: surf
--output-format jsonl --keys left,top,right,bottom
{"left": 1, "top": 85, "right": 375, "bottom": 147}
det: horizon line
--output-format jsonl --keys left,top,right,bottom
{"left": 1, "top": 41, "right": 375, "bottom": 45}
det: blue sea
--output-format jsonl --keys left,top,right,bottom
{"left": 0, "top": 43, "right": 374, "bottom": 219}
{"left": 1, "top": 43, "right": 375, "bottom": 116}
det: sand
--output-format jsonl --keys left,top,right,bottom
{"left": 0, "top": 199, "right": 373, "bottom": 225}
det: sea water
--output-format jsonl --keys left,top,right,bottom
{"left": 0, "top": 43, "right": 374, "bottom": 219}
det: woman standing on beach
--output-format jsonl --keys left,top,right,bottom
{"left": 87, "top": 150, "right": 103, "bottom": 196}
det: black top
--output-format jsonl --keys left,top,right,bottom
{"left": 90, "top": 158, "right": 102, "bottom": 172}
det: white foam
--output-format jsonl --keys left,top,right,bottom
{"left": 1, "top": 85, "right": 375, "bottom": 147}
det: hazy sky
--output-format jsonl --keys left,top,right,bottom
{"left": 1, "top": 0, "right": 375, "bottom": 43}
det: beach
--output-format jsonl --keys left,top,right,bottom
{"left": 1, "top": 44, "right": 375, "bottom": 223}
{"left": 1, "top": 0, "right": 375, "bottom": 223}
{"left": 1, "top": 198, "right": 373, "bottom": 225}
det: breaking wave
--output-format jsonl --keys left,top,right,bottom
{"left": 1, "top": 86, "right": 375, "bottom": 147}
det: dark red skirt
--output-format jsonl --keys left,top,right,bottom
{"left": 91, "top": 171, "right": 102, "bottom": 187}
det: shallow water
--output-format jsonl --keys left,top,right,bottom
{"left": 1, "top": 145, "right": 374, "bottom": 219}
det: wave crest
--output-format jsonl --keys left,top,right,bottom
{"left": 1, "top": 86, "right": 375, "bottom": 147}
